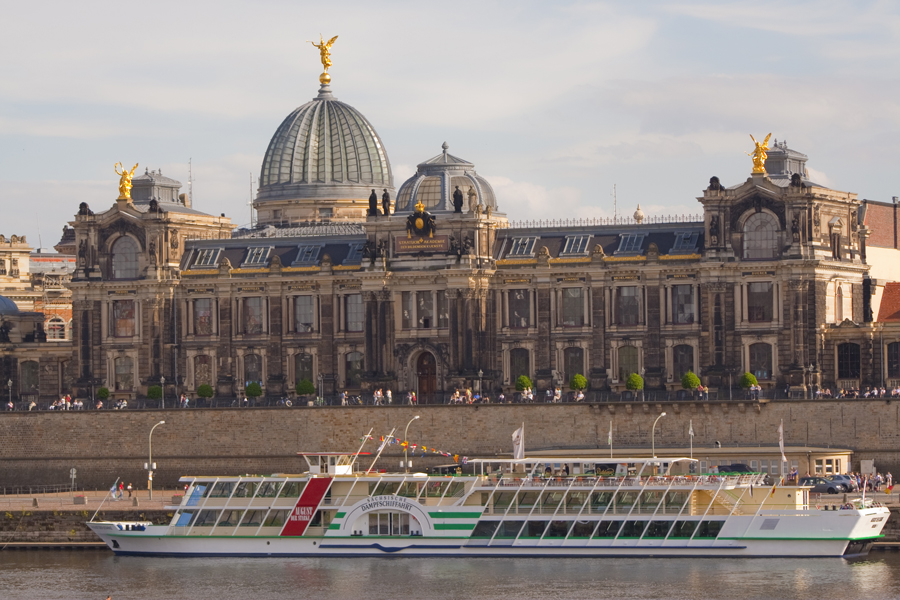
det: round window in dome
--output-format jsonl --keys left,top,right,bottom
{"left": 416, "top": 177, "right": 442, "bottom": 209}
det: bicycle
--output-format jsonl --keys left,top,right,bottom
{"left": 278, "top": 397, "right": 293, "bottom": 407}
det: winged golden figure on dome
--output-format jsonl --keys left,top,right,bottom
{"left": 309, "top": 35, "right": 338, "bottom": 72}
{"left": 747, "top": 133, "right": 772, "bottom": 174}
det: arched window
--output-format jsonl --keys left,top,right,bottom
{"left": 509, "top": 348, "right": 530, "bottom": 383}
{"left": 46, "top": 317, "right": 66, "bottom": 340}
{"left": 749, "top": 343, "right": 772, "bottom": 380}
{"left": 743, "top": 212, "right": 778, "bottom": 259}
{"left": 193, "top": 355, "right": 211, "bottom": 387}
{"left": 345, "top": 351, "right": 363, "bottom": 388}
{"left": 244, "top": 354, "right": 262, "bottom": 384}
{"left": 835, "top": 285, "right": 844, "bottom": 322}
{"left": 837, "top": 343, "right": 860, "bottom": 379}
{"left": 110, "top": 236, "right": 140, "bottom": 279}
{"left": 618, "top": 346, "right": 639, "bottom": 382}
{"left": 563, "top": 347, "right": 584, "bottom": 386}
{"left": 20, "top": 360, "right": 39, "bottom": 393}
{"left": 673, "top": 345, "right": 694, "bottom": 378}
{"left": 294, "top": 353, "right": 313, "bottom": 384}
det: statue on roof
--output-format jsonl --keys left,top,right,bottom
{"left": 309, "top": 35, "right": 338, "bottom": 83}
{"left": 368, "top": 189, "right": 378, "bottom": 216}
{"left": 382, "top": 189, "right": 391, "bottom": 216}
{"left": 747, "top": 133, "right": 771, "bottom": 174}
{"left": 453, "top": 186, "right": 464, "bottom": 213}
{"left": 114, "top": 162, "right": 139, "bottom": 200}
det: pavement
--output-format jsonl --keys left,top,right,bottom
{"left": 0, "top": 489, "right": 178, "bottom": 512}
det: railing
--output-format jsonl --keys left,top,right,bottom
{"left": 481, "top": 475, "right": 762, "bottom": 489}
{"left": 502, "top": 215, "right": 703, "bottom": 229}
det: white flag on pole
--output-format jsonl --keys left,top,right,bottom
{"left": 608, "top": 422, "right": 612, "bottom": 446}
{"left": 689, "top": 420, "right": 694, "bottom": 438}
{"left": 512, "top": 424, "right": 525, "bottom": 460}
{"left": 778, "top": 419, "right": 787, "bottom": 464}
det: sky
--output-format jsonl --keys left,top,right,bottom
{"left": 2, "top": 0, "right": 899, "bottom": 249}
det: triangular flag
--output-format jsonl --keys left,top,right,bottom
{"left": 689, "top": 420, "right": 694, "bottom": 438}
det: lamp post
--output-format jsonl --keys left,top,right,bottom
{"left": 160, "top": 375, "right": 165, "bottom": 409}
{"left": 478, "top": 369, "right": 483, "bottom": 396}
{"left": 404, "top": 415, "right": 420, "bottom": 473}
{"left": 147, "top": 420, "right": 165, "bottom": 500}
{"left": 640, "top": 368, "right": 646, "bottom": 402}
{"left": 7, "top": 379, "right": 12, "bottom": 409}
{"left": 651, "top": 411, "right": 667, "bottom": 458}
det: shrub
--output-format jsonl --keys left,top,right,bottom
{"left": 625, "top": 373, "right": 644, "bottom": 391}
{"left": 97, "top": 387, "right": 110, "bottom": 400}
{"left": 245, "top": 382, "right": 263, "bottom": 398}
{"left": 196, "top": 384, "right": 214, "bottom": 399}
{"left": 146, "top": 385, "right": 162, "bottom": 400}
{"left": 739, "top": 372, "right": 758, "bottom": 389}
{"left": 295, "top": 379, "right": 316, "bottom": 396}
{"left": 681, "top": 371, "right": 701, "bottom": 391}
{"left": 570, "top": 374, "right": 588, "bottom": 391}
{"left": 515, "top": 375, "right": 533, "bottom": 392}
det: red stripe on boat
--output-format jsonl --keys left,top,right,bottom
{"left": 280, "top": 478, "right": 332, "bottom": 536}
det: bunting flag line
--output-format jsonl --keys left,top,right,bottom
{"left": 360, "top": 434, "right": 468, "bottom": 467}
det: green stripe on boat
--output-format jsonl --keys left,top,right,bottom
{"left": 334, "top": 512, "right": 345, "bottom": 518}
{"left": 427, "top": 512, "right": 483, "bottom": 519}
{"left": 433, "top": 523, "right": 476, "bottom": 530}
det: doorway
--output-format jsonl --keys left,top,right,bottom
{"left": 416, "top": 352, "right": 437, "bottom": 395}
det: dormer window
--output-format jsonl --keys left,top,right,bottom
{"left": 508, "top": 237, "right": 537, "bottom": 256}
{"left": 616, "top": 234, "right": 645, "bottom": 254}
{"left": 192, "top": 248, "right": 221, "bottom": 268}
{"left": 672, "top": 232, "right": 699, "bottom": 252}
{"left": 243, "top": 246, "right": 272, "bottom": 267}
{"left": 561, "top": 235, "right": 591, "bottom": 255}
{"left": 293, "top": 244, "right": 322, "bottom": 265}
{"left": 345, "top": 242, "right": 364, "bottom": 262}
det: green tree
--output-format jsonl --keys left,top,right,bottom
{"left": 245, "top": 381, "right": 263, "bottom": 398}
{"left": 739, "top": 372, "right": 758, "bottom": 389}
{"left": 625, "top": 373, "right": 644, "bottom": 391}
{"left": 196, "top": 384, "right": 214, "bottom": 399}
{"left": 515, "top": 375, "right": 533, "bottom": 392}
{"left": 295, "top": 379, "right": 316, "bottom": 396}
{"left": 570, "top": 373, "right": 588, "bottom": 391}
{"left": 681, "top": 371, "right": 701, "bottom": 391}
{"left": 146, "top": 385, "right": 162, "bottom": 400}
{"left": 97, "top": 387, "right": 110, "bottom": 400}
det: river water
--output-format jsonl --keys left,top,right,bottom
{"left": 1, "top": 551, "right": 898, "bottom": 600}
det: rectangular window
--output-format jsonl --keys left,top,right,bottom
{"left": 417, "top": 291, "right": 434, "bottom": 328}
{"left": 194, "top": 298, "right": 213, "bottom": 335}
{"left": 837, "top": 343, "right": 861, "bottom": 379}
{"left": 672, "top": 285, "right": 695, "bottom": 324}
{"left": 294, "top": 296, "right": 315, "bottom": 333}
{"left": 242, "top": 297, "right": 264, "bottom": 334}
{"left": 345, "top": 242, "right": 364, "bottom": 262}
{"left": 193, "top": 248, "right": 220, "bottom": 268}
{"left": 437, "top": 291, "right": 449, "bottom": 328}
{"left": 401, "top": 292, "right": 413, "bottom": 329}
{"left": 617, "top": 234, "right": 645, "bottom": 254}
{"left": 747, "top": 282, "right": 774, "bottom": 322}
{"left": 508, "top": 289, "right": 530, "bottom": 328}
{"left": 508, "top": 237, "right": 537, "bottom": 256}
{"left": 561, "top": 288, "right": 585, "bottom": 326}
{"left": 561, "top": 235, "right": 591, "bottom": 255}
{"left": 672, "top": 231, "right": 699, "bottom": 252}
{"left": 294, "top": 245, "right": 321, "bottom": 265}
{"left": 112, "top": 300, "right": 135, "bottom": 337}
{"left": 345, "top": 294, "right": 363, "bottom": 332}
{"left": 616, "top": 286, "right": 640, "bottom": 326}
{"left": 243, "top": 247, "right": 271, "bottom": 266}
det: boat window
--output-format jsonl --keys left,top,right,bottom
{"left": 471, "top": 520, "right": 499, "bottom": 538}
{"left": 644, "top": 521, "right": 673, "bottom": 538}
{"left": 201, "top": 484, "right": 216, "bottom": 498}
{"left": 496, "top": 520, "right": 525, "bottom": 538}
{"left": 208, "top": 482, "right": 234, "bottom": 498}
{"left": 307, "top": 510, "right": 333, "bottom": 529}
{"left": 594, "top": 521, "right": 621, "bottom": 538}
{"left": 281, "top": 482, "right": 305, "bottom": 498}
{"left": 696, "top": 520, "right": 724, "bottom": 538}
{"left": 591, "top": 491, "right": 613, "bottom": 509}
{"left": 517, "top": 491, "right": 540, "bottom": 508}
{"left": 217, "top": 510, "right": 245, "bottom": 527}
{"left": 175, "top": 510, "right": 195, "bottom": 527}
{"left": 372, "top": 482, "right": 401, "bottom": 496}
{"left": 542, "top": 492, "right": 564, "bottom": 510}
{"left": 663, "top": 491, "right": 689, "bottom": 513}
{"left": 446, "top": 482, "right": 466, "bottom": 497}
{"left": 545, "top": 520, "right": 571, "bottom": 537}
{"left": 397, "top": 482, "right": 420, "bottom": 498}
{"left": 615, "top": 491, "right": 638, "bottom": 510}
{"left": 570, "top": 520, "right": 595, "bottom": 538}
{"left": 639, "top": 491, "right": 664, "bottom": 512}
{"left": 257, "top": 481, "right": 284, "bottom": 498}
{"left": 523, "top": 521, "right": 548, "bottom": 537}
{"left": 193, "top": 510, "right": 219, "bottom": 527}
{"left": 424, "top": 481, "right": 450, "bottom": 497}
{"left": 186, "top": 486, "right": 206, "bottom": 507}
{"left": 492, "top": 492, "right": 516, "bottom": 509}
{"left": 566, "top": 491, "right": 587, "bottom": 509}
{"left": 670, "top": 521, "right": 697, "bottom": 538}
{"left": 233, "top": 482, "right": 257, "bottom": 498}
{"left": 263, "top": 510, "right": 289, "bottom": 528}
{"left": 620, "top": 521, "right": 647, "bottom": 538}
{"left": 237, "top": 510, "right": 263, "bottom": 527}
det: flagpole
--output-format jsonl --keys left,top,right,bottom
{"left": 349, "top": 427, "right": 374, "bottom": 470}
{"left": 609, "top": 421, "right": 613, "bottom": 459}
{"left": 689, "top": 419, "right": 693, "bottom": 460}
{"left": 365, "top": 427, "right": 396, "bottom": 475}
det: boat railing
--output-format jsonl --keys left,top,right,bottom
{"left": 480, "top": 475, "right": 758, "bottom": 488}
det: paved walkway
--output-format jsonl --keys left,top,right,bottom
{"left": 0, "top": 489, "right": 178, "bottom": 512}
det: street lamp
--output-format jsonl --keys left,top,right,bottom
{"left": 651, "top": 412, "right": 667, "bottom": 458}
{"left": 7, "top": 379, "right": 11, "bottom": 409}
{"left": 640, "top": 368, "right": 646, "bottom": 402}
{"left": 478, "top": 369, "right": 483, "bottom": 396}
{"left": 147, "top": 420, "right": 165, "bottom": 500}
{"left": 160, "top": 375, "right": 165, "bottom": 409}
{"left": 404, "top": 415, "right": 420, "bottom": 473}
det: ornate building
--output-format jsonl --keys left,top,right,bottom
{"left": 55, "top": 76, "right": 900, "bottom": 402}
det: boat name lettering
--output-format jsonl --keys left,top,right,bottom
{"left": 360, "top": 497, "right": 418, "bottom": 512}
{"left": 289, "top": 506, "right": 315, "bottom": 522}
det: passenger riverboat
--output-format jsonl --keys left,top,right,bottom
{"left": 88, "top": 452, "right": 889, "bottom": 558}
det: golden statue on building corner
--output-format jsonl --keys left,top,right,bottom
{"left": 114, "top": 162, "right": 139, "bottom": 200}
{"left": 747, "top": 133, "right": 772, "bottom": 173}
{"left": 309, "top": 34, "right": 338, "bottom": 84}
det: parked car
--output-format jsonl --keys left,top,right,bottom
{"left": 829, "top": 474, "right": 859, "bottom": 492}
{"left": 798, "top": 476, "right": 844, "bottom": 494}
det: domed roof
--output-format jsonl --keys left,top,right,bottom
{"left": 0, "top": 295, "right": 20, "bottom": 316}
{"left": 257, "top": 84, "right": 393, "bottom": 203}
{"left": 396, "top": 143, "right": 498, "bottom": 213}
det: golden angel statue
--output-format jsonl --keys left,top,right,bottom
{"left": 747, "top": 133, "right": 772, "bottom": 174}
{"left": 309, "top": 34, "right": 338, "bottom": 72}
{"left": 115, "top": 162, "right": 139, "bottom": 200}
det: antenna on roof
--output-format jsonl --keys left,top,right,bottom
{"left": 249, "top": 172, "right": 255, "bottom": 227}
{"left": 188, "top": 158, "right": 193, "bottom": 206}
{"left": 612, "top": 184, "right": 617, "bottom": 220}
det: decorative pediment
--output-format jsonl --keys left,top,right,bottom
{"left": 99, "top": 218, "right": 147, "bottom": 251}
